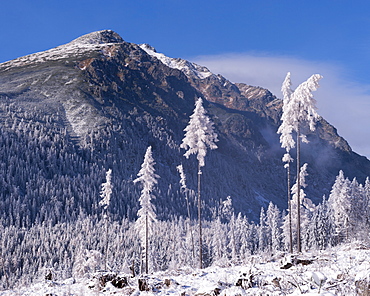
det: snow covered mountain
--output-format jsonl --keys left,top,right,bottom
{"left": 0, "top": 29, "right": 369, "bottom": 226}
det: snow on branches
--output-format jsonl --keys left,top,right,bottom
{"left": 134, "top": 146, "right": 159, "bottom": 225}
{"left": 180, "top": 98, "right": 218, "bottom": 167}
{"left": 99, "top": 169, "right": 113, "bottom": 210}
{"left": 278, "top": 72, "right": 323, "bottom": 153}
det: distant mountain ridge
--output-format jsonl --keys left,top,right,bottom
{"left": 0, "top": 29, "right": 368, "bottom": 225}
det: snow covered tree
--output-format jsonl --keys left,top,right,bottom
{"left": 285, "top": 163, "right": 315, "bottom": 251}
{"left": 221, "top": 196, "right": 238, "bottom": 261}
{"left": 306, "top": 197, "right": 335, "bottom": 250}
{"left": 180, "top": 97, "right": 218, "bottom": 269}
{"left": 328, "top": 170, "right": 352, "bottom": 243}
{"left": 364, "top": 177, "right": 370, "bottom": 226}
{"left": 99, "top": 169, "right": 113, "bottom": 210}
{"left": 349, "top": 178, "right": 367, "bottom": 238}
{"left": 99, "top": 168, "right": 112, "bottom": 270}
{"left": 362, "top": 177, "right": 370, "bottom": 243}
{"left": 266, "top": 202, "right": 282, "bottom": 253}
{"left": 73, "top": 249, "right": 102, "bottom": 278}
{"left": 176, "top": 164, "right": 195, "bottom": 262}
{"left": 278, "top": 72, "right": 295, "bottom": 253}
{"left": 278, "top": 72, "right": 322, "bottom": 252}
{"left": 258, "top": 207, "right": 268, "bottom": 253}
{"left": 134, "top": 146, "right": 159, "bottom": 274}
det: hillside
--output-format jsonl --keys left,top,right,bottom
{"left": 0, "top": 29, "right": 369, "bottom": 226}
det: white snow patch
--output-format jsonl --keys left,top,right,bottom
{"left": 64, "top": 78, "right": 78, "bottom": 85}
{"left": 62, "top": 99, "right": 106, "bottom": 140}
{"left": 139, "top": 43, "right": 213, "bottom": 80}
{"left": 0, "top": 40, "right": 122, "bottom": 71}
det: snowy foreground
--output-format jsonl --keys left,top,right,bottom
{"left": 1, "top": 243, "right": 369, "bottom": 296}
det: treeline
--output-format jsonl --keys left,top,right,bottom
{"left": 0, "top": 100, "right": 194, "bottom": 227}
{"left": 1, "top": 170, "right": 369, "bottom": 289}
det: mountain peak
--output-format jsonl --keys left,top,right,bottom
{"left": 0, "top": 30, "right": 125, "bottom": 71}
{"left": 67, "top": 30, "right": 124, "bottom": 46}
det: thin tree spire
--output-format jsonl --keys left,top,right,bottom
{"left": 278, "top": 72, "right": 322, "bottom": 253}
{"left": 134, "top": 146, "right": 159, "bottom": 274}
{"left": 180, "top": 97, "right": 218, "bottom": 269}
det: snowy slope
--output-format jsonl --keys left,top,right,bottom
{"left": 139, "top": 43, "right": 214, "bottom": 80}
{"left": 0, "top": 30, "right": 123, "bottom": 71}
{"left": 2, "top": 243, "right": 369, "bottom": 296}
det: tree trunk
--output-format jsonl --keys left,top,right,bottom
{"left": 231, "top": 214, "right": 237, "bottom": 261}
{"left": 145, "top": 214, "right": 149, "bottom": 274}
{"left": 296, "top": 125, "right": 302, "bottom": 253}
{"left": 105, "top": 212, "right": 109, "bottom": 270}
{"left": 198, "top": 163, "right": 203, "bottom": 269}
{"left": 185, "top": 190, "right": 195, "bottom": 263}
{"left": 287, "top": 162, "right": 293, "bottom": 254}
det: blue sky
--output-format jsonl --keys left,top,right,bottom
{"left": 1, "top": 0, "right": 370, "bottom": 158}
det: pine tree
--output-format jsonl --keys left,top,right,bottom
{"left": 176, "top": 164, "right": 195, "bottom": 262}
{"left": 278, "top": 72, "right": 322, "bottom": 252}
{"left": 221, "top": 196, "right": 237, "bottom": 261}
{"left": 99, "top": 169, "right": 113, "bottom": 210}
{"left": 364, "top": 178, "right": 370, "bottom": 228}
{"left": 266, "top": 202, "right": 282, "bottom": 253}
{"left": 349, "top": 177, "right": 365, "bottom": 236}
{"left": 180, "top": 97, "right": 218, "bottom": 269}
{"left": 134, "top": 146, "right": 159, "bottom": 274}
{"left": 278, "top": 72, "right": 295, "bottom": 253}
{"left": 328, "top": 170, "right": 352, "bottom": 243}
{"left": 258, "top": 207, "right": 268, "bottom": 253}
{"left": 99, "top": 168, "right": 112, "bottom": 270}
{"left": 307, "top": 197, "right": 334, "bottom": 250}
{"left": 289, "top": 163, "right": 316, "bottom": 251}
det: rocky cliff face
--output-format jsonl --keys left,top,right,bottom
{"left": 0, "top": 30, "right": 368, "bottom": 224}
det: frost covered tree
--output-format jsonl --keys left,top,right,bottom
{"left": 258, "top": 207, "right": 268, "bottom": 253}
{"left": 278, "top": 72, "right": 322, "bottom": 252}
{"left": 266, "top": 202, "right": 282, "bottom": 253}
{"left": 99, "top": 169, "right": 113, "bottom": 210}
{"left": 99, "top": 168, "right": 112, "bottom": 270}
{"left": 349, "top": 178, "right": 367, "bottom": 237}
{"left": 306, "top": 197, "right": 335, "bottom": 250}
{"left": 177, "top": 164, "right": 195, "bottom": 262}
{"left": 278, "top": 72, "right": 295, "bottom": 253}
{"left": 180, "top": 97, "right": 218, "bottom": 269}
{"left": 134, "top": 146, "right": 159, "bottom": 274}
{"left": 285, "top": 163, "right": 315, "bottom": 251}
{"left": 364, "top": 177, "right": 370, "bottom": 227}
{"left": 221, "top": 196, "right": 238, "bottom": 261}
{"left": 328, "top": 170, "right": 352, "bottom": 243}
{"left": 73, "top": 249, "right": 102, "bottom": 278}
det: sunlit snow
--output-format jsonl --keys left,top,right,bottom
{"left": 139, "top": 44, "right": 213, "bottom": 80}
{"left": 2, "top": 243, "right": 369, "bottom": 295}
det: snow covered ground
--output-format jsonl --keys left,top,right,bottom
{"left": 1, "top": 242, "right": 369, "bottom": 296}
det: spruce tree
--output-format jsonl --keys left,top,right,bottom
{"left": 278, "top": 73, "right": 322, "bottom": 252}
{"left": 99, "top": 168, "right": 112, "bottom": 270}
{"left": 180, "top": 98, "right": 218, "bottom": 269}
{"left": 177, "top": 164, "right": 195, "bottom": 263}
{"left": 134, "top": 146, "right": 159, "bottom": 274}
{"left": 278, "top": 72, "right": 295, "bottom": 253}
{"left": 328, "top": 170, "right": 351, "bottom": 243}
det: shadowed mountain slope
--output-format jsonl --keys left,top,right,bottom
{"left": 0, "top": 30, "right": 369, "bottom": 224}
